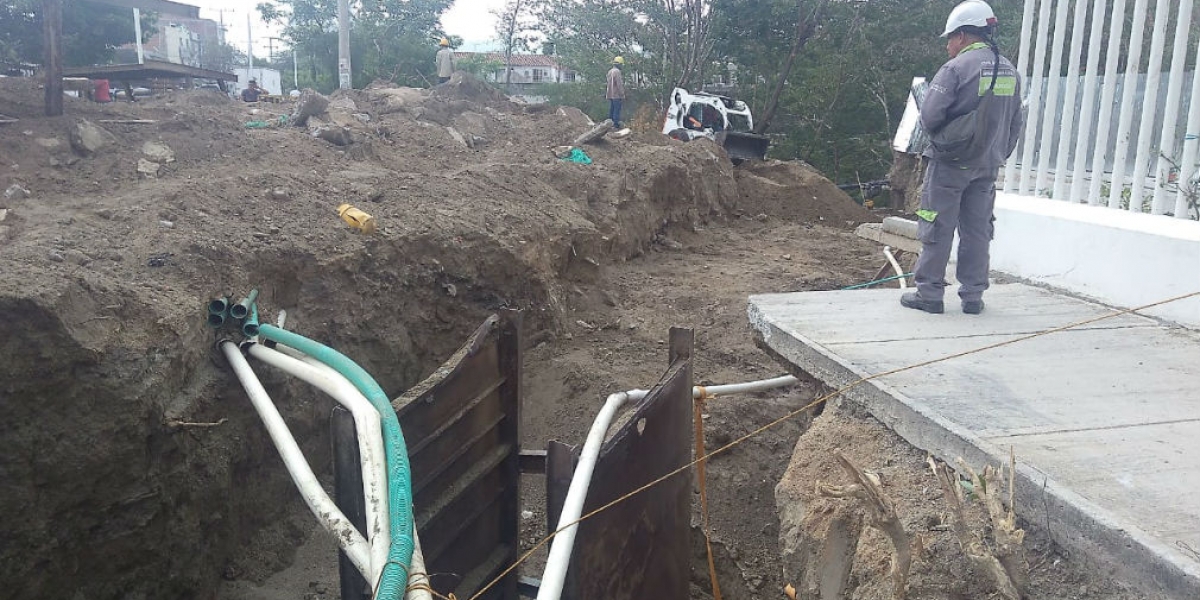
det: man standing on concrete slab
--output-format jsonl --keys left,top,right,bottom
{"left": 902, "top": 0, "right": 1023, "bottom": 315}
{"left": 607, "top": 57, "right": 626, "bottom": 129}
{"left": 435, "top": 38, "right": 455, "bottom": 84}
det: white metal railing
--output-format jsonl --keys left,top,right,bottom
{"left": 1003, "top": 0, "right": 1199, "bottom": 220}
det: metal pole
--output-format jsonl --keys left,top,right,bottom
{"left": 1107, "top": 0, "right": 1150, "bottom": 208}
{"left": 133, "top": 8, "right": 144, "bottom": 64}
{"left": 338, "top": 0, "right": 351, "bottom": 89}
{"left": 1071, "top": 0, "right": 1111, "bottom": 204}
{"left": 1052, "top": 0, "right": 1090, "bottom": 201}
{"left": 1151, "top": 0, "right": 1193, "bottom": 215}
{"left": 1018, "top": 0, "right": 1054, "bottom": 195}
{"left": 1087, "top": 0, "right": 1129, "bottom": 206}
{"left": 42, "top": 0, "right": 63, "bottom": 117}
{"left": 1127, "top": 0, "right": 1172, "bottom": 212}
{"left": 1034, "top": 0, "right": 1072, "bottom": 196}
{"left": 294, "top": 49, "right": 299, "bottom": 91}
{"left": 247, "top": 13, "right": 254, "bottom": 71}
{"left": 1004, "top": 0, "right": 1039, "bottom": 193}
{"left": 1173, "top": 39, "right": 1200, "bottom": 219}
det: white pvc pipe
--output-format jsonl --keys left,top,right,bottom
{"left": 1018, "top": 0, "right": 1054, "bottom": 195}
{"left": 1151, "top": 0, "right": 1193, "bottom": 215}
{"left": 537, "top": 391, "right": 632, "bottom": 600}
{"left": 1127, "top": 0, "right": 1172, "bottom": 212}
{"left": 246, "top": 343, "right": 391, "bottom": 583}
{"left": 406, "top": 527, "right": 433, "bottom": 600}
{"left": 1004, "top": 0, "right": 1039, "bottom": 192}
{"left": 884, "top": 247, "right": 907, "bottom": 289}
{"left": 537, "top": 374, "right": 800, "bottom": 600}
{"left": 1070, "top": 0, "right": 1109, "bottom": 204}
{"left": 1051, "top": 0, "right": 1090, "bottom": 201}
{"left": 220, "top": 342, "right": 373, "bottom": 579}
{"left": 1107, "top": 0, "right": 1151, "bottom": 208}
{"left": 1034, "top": 0, "right": 1073, "bottom": 196}
{"left": 1174, "top": 36, "right": 1200, "bottom": 219}
{"left": 1087, "top": 0, "right": 1129, "bottom": 205}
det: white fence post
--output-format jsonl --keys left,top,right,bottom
{"left": 1106, "top": 0, "right": 1151, "bottom": 209}
{"left": 1018, "top": 0, "right": 1053, "bottom": 196}
{"left": 1085, "top": 0, "right": 1127, "bottom": 206}
{"left": 1127, "top": 0, "right": 1172, "bottom": 212}
{"left": 1005, "top": 0, "right": 1038, "bottom": 193}
{"left": 1175, "top": 42, "right": 1200, "bottom": 219}
{"left": 1070, "top": 0, "right": 1108, "bottom": 204}
{"left": 1033, "top": 0, "right": 1071, "bottom": 197}
{"left": 1052, "top": 0, "right": 1090, "bottom": 202}
{"left": 1151, "top": 0, "right": 1194, "bottom": 215}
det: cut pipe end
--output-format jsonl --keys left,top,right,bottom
{"left": 243, "top": 322, "right": 260, "bottom": 337}
{"left": 207, "top": 313, "right": 226, "bottom": 328}
{"left": 230, "top": 304, "right": 250, "bottom": 319}
{"left": 208, "top": 297, "right": 230, "bottom": 315}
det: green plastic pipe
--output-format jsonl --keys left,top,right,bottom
{"left": 207, "top": 312, "right": 226, "bottom": 328}
{"left": 242, "top": 305, "right": 260, "bottom": 337}
{"left": 255, "top": 324, "right": 414, "bottom": 599}
{"left": 231, "top": 289, "right": 260, "bottom": 320}
{"left": 208, "top": 297, "right": 230, "bottom": 315}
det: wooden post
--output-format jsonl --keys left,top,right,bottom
{"left": 43, "top": 0, "right": 64, "bottom": 117}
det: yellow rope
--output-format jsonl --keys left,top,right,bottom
{"left": 466, "top": 290, "right": 1200, "bottom": 600}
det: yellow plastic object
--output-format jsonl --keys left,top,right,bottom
{"left": 337, "top": 203, "right": 377, "bottom": 234}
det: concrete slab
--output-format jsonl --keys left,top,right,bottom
{"left": 749, "top": 283, "right": 1200, "bottom": 598}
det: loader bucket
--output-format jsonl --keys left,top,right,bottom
{"left": 718, "top": 131, "right": 770, "bottom": 162}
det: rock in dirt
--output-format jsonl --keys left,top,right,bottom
{"left": 446, "top": 126, "right": 467, "bottom": 147}
{"left": 291, "top": 89, "right": 330, "bottom": 127}
{"left": 69, "top": 119, "right": 115, "bottom": 156}
{"left": 313, "top": 126, "right": 354, "bottom": 146}
{"left": 571, "top": 119, "right": 614, "bottom": 147}
{"left": 137, "top": 159, "right": 161, "bottom": 178}
{"left": 3, "top": 184, "right": 30, "bottom": 200}
{"left": 267, "top": 188, "right": 291, "bottom": 202}
{"left": 36, "top": 137, "right": 60, "bottom": 149}
{"left": 141, "top": 141, "right": 175, "bottom": 164}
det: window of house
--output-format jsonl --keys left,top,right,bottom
{"left": 563, "top": 71, "right": 576, "bottom": 83}
{"left": 532, "top": 68, "right": 546, "bottom": 82}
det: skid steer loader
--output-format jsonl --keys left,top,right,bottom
{"left": 662, "top": 87, "right": 770, "bottom": 162}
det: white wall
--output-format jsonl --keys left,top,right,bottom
{"left": 990, "top": 192, "right": 1200, "bottom": 328}
{"left": 233, "top": 68, "right": 282, "bottom": 96}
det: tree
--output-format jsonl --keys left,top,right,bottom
{"left": 494, "top": 0, "right": 538, "bottom": 90}
{"left": 0, "top": 0, "right": 156, "bottom": 68}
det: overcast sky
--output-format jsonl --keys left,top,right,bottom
{"left": 188, "top": 0, "right": 507, "bottom": 56}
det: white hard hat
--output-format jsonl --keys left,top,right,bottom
{"left": 942, "top": 0, "right": 997, "bottom": 37}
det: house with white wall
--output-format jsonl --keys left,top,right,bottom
{"left": 453, "top": 52, "right": 580, "bottom": 103}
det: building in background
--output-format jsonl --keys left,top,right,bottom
{"left": 111, "top": 0, "right": 225, "bottom": 70}
{"left": 454, "top": 52, "right": 580, "bottom": 103}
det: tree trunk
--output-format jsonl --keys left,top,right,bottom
{"left": 753, "top": 0, "right": 826, "bottom": 134}
{"left": 43, "top": 0, "right": 63, "bottom": 117}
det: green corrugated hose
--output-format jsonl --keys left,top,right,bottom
{"left": 256, "top": 324, "right": 414, "bottom": 599}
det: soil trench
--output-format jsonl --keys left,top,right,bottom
{"left": 0, "top": 75, "right": 1152, "bottom": 600}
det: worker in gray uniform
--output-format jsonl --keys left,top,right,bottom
{"left": 903, "top": 0, "right": 1024, "bottom": 315}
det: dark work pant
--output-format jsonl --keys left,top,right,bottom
{"left": 913, "top": 160, "right": 998, "bottom": 303}
{"left": 608, "top": 99, "right": 622, "bottom": 128}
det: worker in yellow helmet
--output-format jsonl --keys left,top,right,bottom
{"left": 435, "top": 38, "right": 455, "bottom": 84}
{"left": 606, "top": 56, "right": 626, "bottom": 128}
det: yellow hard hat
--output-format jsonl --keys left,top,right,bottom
{"left": 439, "top": 38, "right": 450, "bottom": 47}
{"left": 613, "top": 56, "right": 625, "bottom": 65}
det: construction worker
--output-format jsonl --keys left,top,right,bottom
{"left": 240, "top": 79, "right": 268, "bottom": 102}
{"left": 435, "top": 38, "right": 455, "bottom": 84}
{"left": 902, "top": 0, "right": 1023, "bottom": 315}
{"left": 606, "top": 57, "right": 626, "bottom": 128}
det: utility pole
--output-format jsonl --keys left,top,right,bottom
{"left": 337, "top": 0, "right": 351, "bottom": 89}
{"left": 247, "top": 13, "right": 254, "bottom": 71}
{"left": 43, "top": 0, "right": 63, "bottom": 116}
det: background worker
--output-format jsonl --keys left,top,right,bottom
{"left": 435, "top": 38, "right": 455, "bottom": 84}
{"left": 903, "top": 0, "right": 1024, "bottom": 315}
{"left": 240, "top": 79, "right": 269, "bottom": 102}
{"left": 606, "top": 57, "right": 626, "bottom": 128}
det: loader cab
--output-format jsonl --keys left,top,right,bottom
{"left": 685, "top": 102, "right": 725, "bottom": 132}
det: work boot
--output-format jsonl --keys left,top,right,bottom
{"left": 900, "top": 292, "right": 944, "bottom": 314}
{"left": 962, "top": 299, "right": 985, "bottom": 315}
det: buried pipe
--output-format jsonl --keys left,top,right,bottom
{"left": 538, "top": 373, "right": 800, "bottom": 600}
{"left": 231, "top": 288, "right": 260, "bottom": 320}
{"left": 243, "top": 304, "right": 261, "bottom": 337}
{"left": 255, "top": 324, "right": 415, "bottom": 600}
{"left": 207, "top": 297, "right": 230, "bottom": 328}
{"left": 219, "top": 341, "right": 373, "bottom": 578}
{"left": 246, "top": 342, "right": 391, "bottom": 583}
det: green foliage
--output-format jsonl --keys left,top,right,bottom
{"left": 0, "top": 0, "right": 157, "bottom": 67}
{"left": 258, "top": 0, "right": 452, "bottom": 92}
{"left": 457, "top": 54, "right": 503, "bottom": 78}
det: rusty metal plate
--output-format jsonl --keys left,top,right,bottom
{"left": 391, "top": 310, "right": 523, "bottom": 600}
{"left": 547, "top": 328, "right": 694, "bottom": 600}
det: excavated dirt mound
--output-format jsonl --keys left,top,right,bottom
{"left": 732, "top": 160, "right": 873, "bottom": 225}
{"left": 0, "top": 73, "right": 873, "bottom": 599}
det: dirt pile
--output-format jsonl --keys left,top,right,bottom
{"left": 0, "top": 73, "right": 873, "bottom": 599}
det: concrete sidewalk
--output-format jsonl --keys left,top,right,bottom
{"left": 748, "top": 283, "right": 1200, "bottom": 598}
